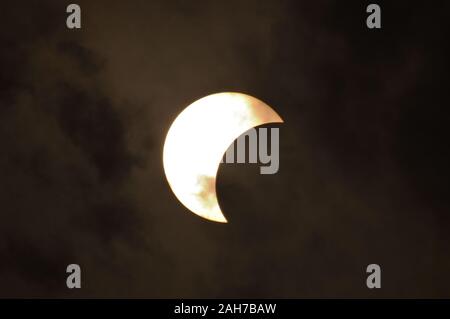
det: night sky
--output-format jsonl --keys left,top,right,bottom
{"left": 1, "top": 0, "right": 449, "bottom": 298}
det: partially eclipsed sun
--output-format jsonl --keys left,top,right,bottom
{"left": 163, "top": 92, "right": 283, "bottom": 223}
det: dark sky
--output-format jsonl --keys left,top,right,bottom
{"left": 1, "top": 0, "right": 449, "bottom": 298}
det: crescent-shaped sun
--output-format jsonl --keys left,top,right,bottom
{"left": 163, "top": 92, "right": 283, "bottom": 223}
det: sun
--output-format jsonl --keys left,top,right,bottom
{"left": 163, "top": 92, "right": 283, "bottom": 223}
